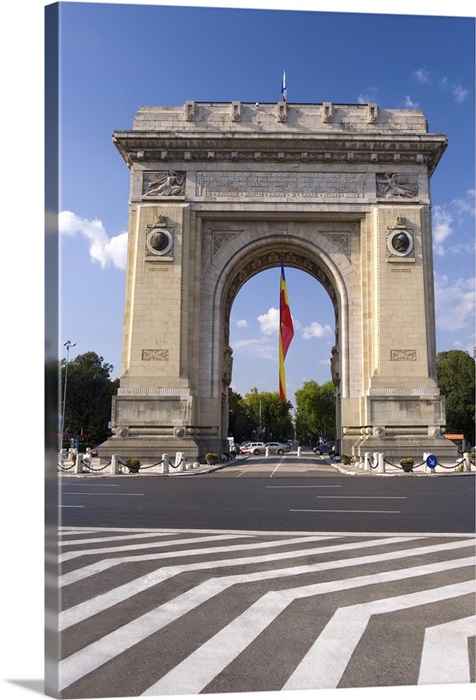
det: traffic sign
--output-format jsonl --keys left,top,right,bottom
{"left": 426, "top": 454, "right": 438, "bottom": 469}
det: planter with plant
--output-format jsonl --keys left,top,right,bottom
{"left": 125, "top": 458, "right": 141, "bottom": 473}
{"left": 400, "top": 458, "right": 414, "bottom": 473}
{"left": 341, "top": 454, "right": 352, "bottom": 465}
{"left": 205, "top": 453, "right": 218, "bottom": 465}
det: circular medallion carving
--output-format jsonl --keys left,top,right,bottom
{"left": 387, "top": 230, "right": 413, "bottom": 257}
{"left": 146, "top": 228, "right": 173, "bottom": 256}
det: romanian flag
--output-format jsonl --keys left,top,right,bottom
{"left": 281, "top": 71, "right": 287, "bottom": 102}
{"left": 279, "top": 263, "right": 294, "bottom": 402}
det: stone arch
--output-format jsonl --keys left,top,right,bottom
{"left": 199, "top": 219, "right": 360, "bottom": 409}
{"left": 103, "top": 101, "right": 455, "bottom": 463}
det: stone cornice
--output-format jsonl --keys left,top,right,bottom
{"left": 113, "top": 102, "right": 447, "bottom": 174}
{"left": 113, "top": 131, "right": 447, "bottom": 174}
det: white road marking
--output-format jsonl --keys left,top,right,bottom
{"left": 418, "top": 615, "right": 476, "bottom": 684}
{"left": 284, "top": 580, "right": 475, "bottom": 690}
{"left": 58, "top": 543, "right": 474, "bottom": 690}
{"left": 58, "top": 533, "right": 251, "bottom": 563}
{"left": 58, "top": 535, "right": 329, "bottom": 586}
{"left": 266, "top": 485, "right": 342, "bottom": 488}
{"left": 139, "top": 557, "right": 475, "bottom": 696}
{"left": 290, "top": 509, "right": 400, "bottom": 514}
{"left": 61, "top": 492, "right": 144, "bottom": 496}
{"left": 314, "top": 496, "right": 407, "bottom": 499}
{"left": 60, "top": 535, "right": 413, "bottom": 630}
{"left": 60, "top": 532, "right": 179, "bottom": 547}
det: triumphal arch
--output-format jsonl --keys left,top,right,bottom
{"left": 102, "top": 100, "right": 455, "bottom": 462}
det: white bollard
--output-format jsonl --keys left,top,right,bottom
{"left": 463, "top": 452, "right": 471, "bottom": 472}
{"left": 162, "top": 454, "right": 169, "bottom": 474}
{"left": 74, "top": 453, "right": 83, "bottom": 474}
{"left": 193, "top": 461, "right": 200, "bottom": 470}
{"left": 377, "top": 453, "right": 385, "bottom": 473}
{"left": 111, "top": 454, "right": 121, "bottom": 474}
{"left": 364, "top": 452, "right": 370, "bottom": 471}
{"left": 176, "top": 452, "right": 186, "bottom": 472}
{"left": 265, "top": 446, "right": 270, "bottom": 457}
{"left": 297, "top": 446, "right": 302, "bottom": 457}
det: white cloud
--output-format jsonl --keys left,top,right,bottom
{"left": 451, "top": 190, "right": 475, "bottom": 220}
{"left": 432, "top": 191, "right": 475, "bottom": 255}
{"left": 236, "top": 319, "right": 249, "bottom": 328}
{"left": 232, "top": 338, "right": 277, "bottom": 361}
{"left": 358, "top": 88, "right": 378, "bottom": 104}
{"left": 414, "top": 68, "right": 431, "bottom": 83}
{"left": 453, "top": 84, "right": 469, "bottom": 103}
{"left": 440, "top": 76, "right": 469, "bottom": 103}
{"left": 402, "top": 95, "right": 420, "bottom": 108}
{"left": 301, "top": 322, "right": 332, "bottom": 339}
{"left": 59, "top": 210, "right": 128, "bottom": 269}
{"left": 257, "top": 307, "right": 280, "bottom": 335}
{"left": 432, "top": 205, "right": 454, "bottom": 256}
{"left": 434, "top": 273, "right": 475, "bottom": 332}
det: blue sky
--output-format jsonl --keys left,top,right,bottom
{"left": 55, "top": 1, "right": 475, "bottom": 407}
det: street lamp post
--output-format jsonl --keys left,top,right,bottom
{"left": 59, "top": 340, "right": 76, "bottom": 453}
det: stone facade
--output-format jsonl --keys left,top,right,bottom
{"left": 100, "top": 101, "right": 456, "bottom": 462}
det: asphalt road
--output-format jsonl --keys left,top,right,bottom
{"left": 59, "top": 471, "right": 475, "bottom": 533}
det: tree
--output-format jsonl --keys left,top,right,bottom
{"left": 436, "top": 350, "right": 475, "bottom": 445}
{"left": 294, "top": 380, "right": 336, "bottom": 445}
{"left": 60, "top": 351, "right": 119, "bottom": 446}
{"left": 238, "top": 388, "right": 294, "bottom": 442}
{"left": 228, "top": 389, "right": 255, "bottom": 443}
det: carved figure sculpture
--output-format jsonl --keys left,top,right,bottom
{"left": 377, "top": 173, "right": 418, "bottom": 198}
{"left": 145, "top": 171, "right": 185, "bottom": 196}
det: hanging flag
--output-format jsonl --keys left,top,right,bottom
{"left": 281, "top": 70, "right": 287, "bottom": 102}
{"left": 279, "top": 262, "right": 294, "bottom": 402}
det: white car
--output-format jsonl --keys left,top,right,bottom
{"left": 265, "top": 442, "right": 292, "bottom": 455}
{"left": 240, "top": 442, "right": 265, "bottom": 455}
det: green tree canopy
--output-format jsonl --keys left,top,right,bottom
{"left": 436, "top": 350, "right": 475, "bottom": 445}
{"left": 228, "top": 388, "right": 255, "bottom": 443}
{"left": 238, "top": 388, "right": 294, "bottom": 442}
{"left": 60, "top": 351, "right": 119, "bottom": 445}
{"left": 294, "top": 380, "right": 336, "bottom": 445}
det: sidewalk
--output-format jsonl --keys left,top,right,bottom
{"left": 333, "top": 459, "right": 475, "bottom": 477}
{"left": 58, "top": 452, "right": 475, "bottom": 477}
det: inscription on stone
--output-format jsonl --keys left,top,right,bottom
{"left": 142, "top": 349, "right": 169, "bottom": 361}
{"left": 390, "top": 349, "right": 417, "bottom": 361}
{"left": 196, "top": 172, "right": 365, "bottom": 198}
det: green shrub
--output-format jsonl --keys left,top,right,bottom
{"left": 400, "top": 458, "right": 414, "bottom": 472}
{"left": 125, "top": 458, "right": 141, "bottom": 472}
{"left": 205, "top": 453, "right": 218, "bottom": 464}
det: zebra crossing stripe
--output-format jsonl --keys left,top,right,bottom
{"left": 59, "top": 537, "right": 468, "bottom": 631}
{"left": 58, "top": 533, "right": 252, "bottom": 562}
{"left": 58, "top": 535, "right": 334, "bottom": 586}
{"left": 283, "top": 580, "right": 475, "bottom": 690}
{"left": 59, "top": 531, "right": 186, "bottom": 547}
{"left": 59, "top": 535, "right": 412, "bottom": 630}
{"left": 140, "top": 560, "right": 475, "bottom": 696}
{"left": 418, "top": 615, "right": 476, "bottom": 684}
{"left": 59, "top": 552, "right": 475, "bottom": 692}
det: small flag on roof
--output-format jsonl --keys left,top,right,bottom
{"left": 281, "top": 71, "right": 287, "bottom": 102}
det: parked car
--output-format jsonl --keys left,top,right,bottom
{"left": 240, "top": 441, "right": 266, "bottom": 455}
{"left": 312, "top": 442, "right": 334, "bottom": 455}
{"left": 265, "top": 442, "right": 292, "bottom": 455}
